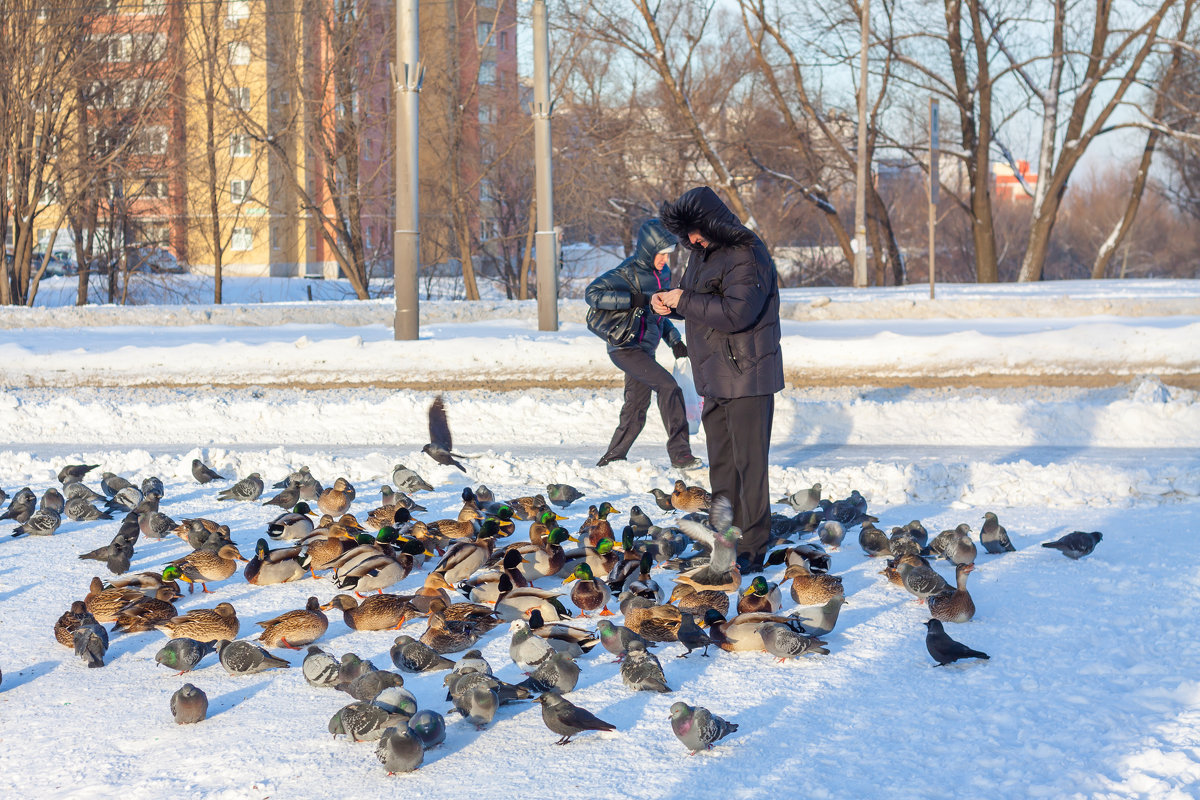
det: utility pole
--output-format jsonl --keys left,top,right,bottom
{"left": 393, "top": 0, "right": 422, "bottom": 340}
{"left": 929, "top": 97, "right": 939, "bottom": 300}
{"left": 853, "top": 0, "right": 869, "bottom": 288}
{"left": 532, "top": 0, "right": 558, "bottom": 331}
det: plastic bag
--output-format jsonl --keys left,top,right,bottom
{"left": 673, "top": 358, "right": 703, "bottom": 435}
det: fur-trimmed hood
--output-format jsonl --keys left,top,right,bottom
{"left": 659, "top": 186, "right": 755, "bottom": 249}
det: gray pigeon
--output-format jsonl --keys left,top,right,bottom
{"left": 924, "top": 619, "right": 989, "bottom": 666}
{"left": 215, "top": 639, "right": 290, "bottom": 675}
{"left": 980, "top": 512, "right": 1015, "bottom": 554}
{"left": 816, "top": 519, "right": 846, "bottom": 549}
{"left": 73, "top": 613, "right": 109, "bottom": 668}
{"left": 273, "top": 465, "right": 312, "bottom": 489}
{"left": 407, "top": 709, "right": 447, "bottom": 749}
{"left": 756, "top": 622, "right": 830, "bottom": 660}
{"left": 929, "top": 523, "right": 971, "bottom": 557}
{"left": 940, "top": 528, "right": 977, "bottom": 566}
{"left": 445, "top": 670, "right": 530, "bottom": 707}
{"left": 338, "top": 670, "right": 406, "bottom": 702}
{"left": 390, "top": 635, "right": 456, "bottom": 673}
{"left": 191, "top": 458, "right": 227, "bottom": 484}
{"left": 41, "top": 488, "right": 65, "bottom": 513}
{"left": 100, "top": 472, "right": 134, "bottom": 498}
{"left": 12, "top": 508, "right": 61, "bottom": 537}
{"left": 858, "top": 522, "right": 891, "bottom": 558}
{"left": 451, "top": 649, "right": 492, "bottom": 676}
{"left": 423, "top": 395, "right": 468, "bottom": 472}
{"left": 789, "top": 596, "right": 846, "bottom": 637}
{"left": 596, "top": 619, "right": 650, "bottom": 662}
{"left": 376, "top": 726, "right": 423, "bottom": 773}
{"left": 777, "top": 483, "right": 822, "bottom": 512}
{"left": 509, "top": 619, "right": 555, "bottom": 670}
{"left": 302, "top": 646, "right": 341, "bottom": 688}
{"left": 518, "top": 651, "right": 580, "bottom": 694}
{"left": 155, "top": 638, "right": 215, "bottom": 674}
{"left": 141, "top": 476, "right": 164, "bottom": 498}
{"left": 65, "top": 497, "right": 112, "bottom": 522}
{"left": 217, "top": 473, "right": 264, "bottom": 502}
{"left": 1041, "top": 530, "right": 1103, "bottom": 560}
{"left": 338, "top": 652, "right": 377, "bottom": 685}
{"left": 669, "top": 701, "right": 738, "bottom": 754}
{"left": 65, "top": 482, "right": 107, "bottom": 503}
{"left": 59, "top": 464, "right": 100, "bottom": 485}
{"left": 546, "top": 483, "right": 585, "bottom": 509}
{"left": 372, "top": 686, "right": 418, "bottom": 717}
{"left": 262, "top": 485, "right": 300, "bottom": 510}
{"left": 170, "top": 683, "right": 208, "bottom": 724}
{"left": 139, "top": 511, "right": 176, "bottom": 540}
{"left": 452, "top": 683, "right": 498, "bottom": 729}
{"left": 329, "top": 701, "right": 408, "bottom": 742}
{"left": 889, "top": 530, "right": 923, "bottom": 558}
{"left": 0, "top": 488, "right": 36, "bottom": 522}
{"left": 897, "top": 557, "right": 950, "bottom": 602}
{"left": 537, "top": 691, "right": 616, "bottom": 745}
{"left": 104, "top": 486, "right": 143, "bottom": 513}
{"left": 391, "top": 464, "right": 434, "bottom": 493}
{"left": 620, "top": 640, "right": 671, "bottom": 692}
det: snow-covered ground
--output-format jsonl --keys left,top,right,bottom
{"left": 1, "top": 280, "right": 1199, "bottom": 799}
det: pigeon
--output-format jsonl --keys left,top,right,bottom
{"left": 858, "top": 523, "right": 891, "bottom": 558}
{"left": 65, "top": 497, "right": 112, "bottom": 522}
{"left": 329, "top": 701, "right": 409, "bottom": 742}
{"left": 923, "top": 618, "right": 989, "bottom": 666}
{"left": 451, "top": 649, "right": 492, "bottom": 676}
{"left": 929, "top": 523, "right": 971, "bottom": 557}
{"left": 39, "top": 488, "right": 65, "bottom": 513}
{"left": 100, "top": 472, "right": 134, "bottom": 498}
{"left": 390, "top": 635, "right": 456, "bottom": 673}
{"left": 337, "top": 653, "right": 378, "bottom": 685}
{"left": 302, "top": 646, "right": 341, "bottom": 688}
{"left": 215, "top": 639, "right": 290, "bottom": 675}
{"left": 155, "top": 638, "right": 216, "bottom": 675}
{"left": 423, "top": 396, "right": 468, "bottom": 472}
{"left": 262, "top": 485, "right": 300, "bottom": 510}
{"left": 444, "top": 669, "right": 530, "bottom": 707}
{"left": 980, "top": 512, "right": 1015, "bottom": 554}
{"left": 756, "top": 621, "right": 830, "bottom": 660}
{"left": 140, "top": 477, "right": 164, "bottom": 498}
{"left": 620, "top": 640, "right": 671, "bottom": 692}
{"left": 940, "top": 529, "right": 978, "bottom": 566}
{"left": 596, "top": 619, "right": 651, "bottom": 663}
{"left": 1042, "top": 530, "right": 1103, "bottom": 560}
{"left": 104, "top": 486, "right": 143, "bottom": 513}
{"left": 337, "top": 670, "right": 406, "bottom": 702}
{"left": 392, "top": 464, "right": 434, "bottom": 493}
{"left": 407, "top": 709, "right": 447, "bottom": 749}
{"left": 191, "top": 458, "right": 227, "bottom": 484}
{"left": 170, "top": 683, "right": 208, "bottom": 724}
{"left": 372, "top": 686, "right": 419, "bottom": 717}
{"left": 0, "top": 488, "right": 36, "bottom": 522}
{"left": 376, "top": 726, "right": 423, "bottom": 773}
{"left": 12, "top": 508, "right": 61, "bottom": 537}
{"left": 518, "top": 651, "right": 580, "bottom": 694}
{"left": 546, "top": 483, "right": 585, "bottom": 509}
{"left": 451, "top": 682, "right": 498, "bottom": 729}
{"left": 538, "top": 691, "right": 616, "bottom": 745}
{"left": 777, "top": 483, "right": 822, "bottom": 512}
{"left": 626, "top": 505, "right": 654, "bottom": 537}
{"left": 217, "top": 473, "right": 264, "bottom": 502}
{"left": 817, "top": 520, "right": 846, "bottom": 549}
{"left": 73, "top": 612, "right": 109, "bottom": 668}
{"left": 789, "top": 595, "right": 846, "bottom": 637}
{"left": 139, "top": 511, "right": 176, "bottom": 540}
{"left": 669, "top": 702, "right": 738, "bottom": 754}
{"left": 509, "top": 619, "right": 556, "bottom": 670}
{"left": 59, "top": 464, "right": 100, "bottom": 484}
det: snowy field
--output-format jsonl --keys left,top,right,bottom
{"left": 0, "top": 279, "right": 1199, "bottom": 799}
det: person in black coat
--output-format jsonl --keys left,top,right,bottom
{"left": 585, "top": 219, "right": 701, "bottom": 469}
{"left": 651, "top": 187, "right": 784, "bottom": 570}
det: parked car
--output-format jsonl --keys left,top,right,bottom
{"left": 128, "top": 246, "right": 185, "bottom": 274}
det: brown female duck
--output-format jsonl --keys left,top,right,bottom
{"left": 256, "top": 596, "right": 329, "bottom": 649}
{"left": 781, "top": 561, "right": 844, "bottom": 606}
{"left": 928, "top": 563, "right": 977, "bottom": 623}
{"left": 155, "top": 602, "right": 240, "bottom": 642}
{"left": 323, "top": 593, "right": 414, "bottom": 631}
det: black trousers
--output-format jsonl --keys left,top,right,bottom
{"left": 602, "top": 347, "right": 692, "bottom": 463}
{"left": 701, "top": 394, "right": 774, "bottom": 561}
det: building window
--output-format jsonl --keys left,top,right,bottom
{"left": 230, "top": 133, "right": 252, "bottom": 157}
{"left": 103, "top": 34, "right": 132, "bottom": 62}
{"left": 231, "top": 227, "right": 253, "bottom": 251}
{"left": 226, "top": 0, "right": 249, "bottom": 25}
{"left": 478, "top": 101, "right": 495, "bottom": 125}
{"left": 499, "top": 31, "right": 508, "bottom": 50}
{"left": 477, "top": 22, "right": 492, "bottom": 46}
{"left": 270, "top": 224, "right": 280, "bottom": 250}
{"left": 143, "top": 0, "right": 166, "bottom": 12}
{"left": 228, "top": 42, "right": 251, "bottom": 66}
{"left": 480, "top": 217, "right": 498, "bottom": 240}
{"left": 139, "top": 221, "right": 169, "bottom": 245}
{"left": 142, "top": 177, "right": 169, "bottom": 198}
{"left": 306, "top": 225, "right": 316, "bottom": 250}
{"left": 228, "top": 87, "right": 251, "bottom": 111}
{"left": 37, "top": 229, "right": 52, "bottom": 248}
{"left": 479, "top": 178, "right": 496, "bottom": 205}
{"left": 479, "top": 61, "right": 496, "bottom": 85}
{"left": 132, "top": 126, "right": 168, "bottom": 155}
{"left": 134, "top": 32, "right": 166, "bottom": 60}
{"left": 230, "top": 179, "right": 251, "bottom": 203}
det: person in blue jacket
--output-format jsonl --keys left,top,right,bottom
{"left": 585, "top": 219, "right": 702, "bottom": 470}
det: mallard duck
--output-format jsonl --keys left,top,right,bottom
{"left": 267, "top": 503, "right": 316, "bottom": 540}
{"left": 928, "top": 563, "right": 976, "bottom": 623}
{"left": 494, "top": 574, "right": 570, "bottom": 621}
{"left": 620, "top": 594, "right": 682, "bottom": 643}
{"left": 102, "top": 571, "right": 182, "bottom": 598}
{"left": 420, "top": 609, "right": 485, "bottom": 654}
{"left": 244, "top": 538, "right": 306, "bottom": 586}
{"left": 323, "top": 593, "right": 414, "bottom": 631}
{"left": 626, "top": 553, "right": 666, "bottom": 603}
{"left": 297, "top": 523, "right": 360, "bottom": 576}
{"left": 426, "top": 507, "right": 482, "bottom": 547}
{"left": 580, "top": 536, "right": 620, "bottom": 579}
{"left": 256, "top": 596, "right": 329, "bottom": 649}
{"left": 172, "top": 517, "right": 223, "bottom": 547}
{"left": 765, "top": 543, "right": 832, "bottom": 574}
{"left": 318, "top": 477, "right": 356, "bottom": 516}
{"left": 737, "top": 576, "right": 782, "bottom": 614}
{"left": 781, "top": 561, "right": 844, "bottom": 605}
{"left": 508, "top": 494, "right": 548, "bottom": 521}
{"left": 84, "top": 576, "right": 145, "bottom": 622}
{"left": 563, "top": 563, "right": 612, "bottom": 616}
{"left": 669, "top": 582, "right": 729, "bottom": 618}
{"left": 411, "top": 572, "right": 454, "bottom": 616}
{"left": 607, "top": 527, "right": 645, "bottom": 590}
{"left": 671, "top": 480, "right": 711, "bottom": 513}
{"left": 155, "top": 602, "right": 240, "bottom": 642}
{"left": 702, "top": 609, "right": 805, "bottom": 652}
{"left": 526, "top": 608, "right": 598, "bottom": 653}
{"left": 459, "top": 549, "right": 530, "bottom": 603}
{"left": 528, "top": 508, "right": 566, "bottom": 546}
{"left": 431, "top": 520, "right": 499, "bottom": 584}
{"left": 168, "top": 543, "right": 247, "bottom": 593}
{"left": 578, "top": 501, "right": 619, "bottom": 547}
{"left": 54, "top": 600, "right": 91, "bottom": 648}
{"left": 425, "top": 597, "right": 501, "bottom": 634}
{"left": 366, "top": 502, "right": 411, "bottom": 532}
{"left": 111, "top": 588, "right": 179, "bottom": 633}
{"left": 334, "top": 538, "right": 427, "bottom": 596}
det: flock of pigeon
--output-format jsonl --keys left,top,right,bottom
{"left": 0, "top": 395, "right": 1104, "bottom": 774}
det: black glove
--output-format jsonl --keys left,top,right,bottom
{"left": 629, "top": 290, "right": 648, "bottom": 308}
{"left": 671, "top": 341, "right": 688, "bottom": 360}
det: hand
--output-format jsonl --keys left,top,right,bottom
{"left": 651, "top": 289, "right": 682, "bottom": 315}
{"left": 671, "top": 341, "right": 688, "bottom": 360}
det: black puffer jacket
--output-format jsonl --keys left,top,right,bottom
{"left": 660, "top": 186, "right": 784, "bottom": 399}
{"left": 585, "top": 219, "right": 683, "bottom": 355}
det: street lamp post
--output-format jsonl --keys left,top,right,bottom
{"left": 853, "top": 0, "right": 869, "bottom": 288}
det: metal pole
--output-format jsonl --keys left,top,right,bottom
{"left": 532, "top": 0, "right": 558, "bottom": 331}
{"left": 853, "top": 0, "right": 869, "bottom": 288}
{"left": 393, "top": 0, "right": 422, "bottom": 340}
{"left": 929, "top": 97, "right": 939, "bottom": 300}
